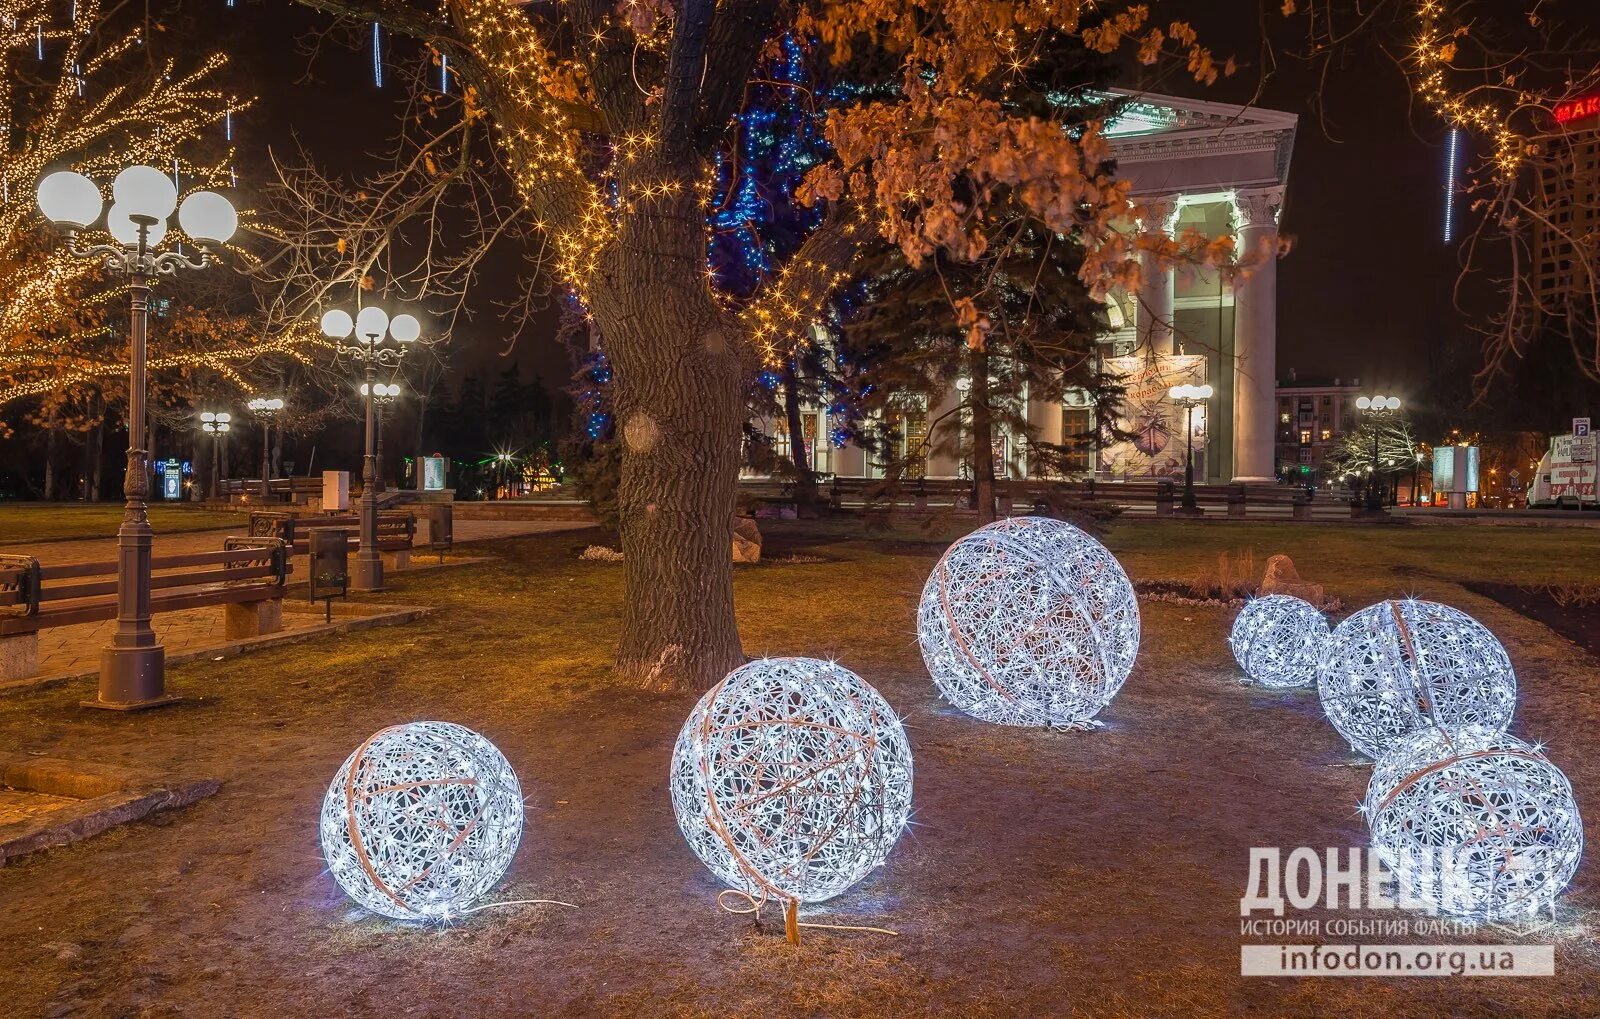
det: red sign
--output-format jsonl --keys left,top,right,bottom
{"left": 1554, "top": 93, "right": 1600, "bottom": 125}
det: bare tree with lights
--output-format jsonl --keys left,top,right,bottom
{"left": 277, "top": 0, "right": 1238, "bottom": 689}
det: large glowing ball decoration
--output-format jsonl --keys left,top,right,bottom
{"left": 320, "top": 721, "right": 525, "bottom": 921}
{"left": 1228, "top": 595, "right": 1329, "bottom": 688}
{"left": 1317, "top": 599, "right": 1516, "bottom": 758}
{"left": 917, "top": 516, "right": 1140, "bottom": 727}
{"left": 1364, "top": 726, "right": 1583, "bottom": 922}
{"left": 670, "top": 658, "right": 913, "bottom": 904}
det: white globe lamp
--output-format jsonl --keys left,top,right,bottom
{"left": 111, "top": 165, "right": 178, "bottom": 221}
{"left": 177, "top": 190, "right": 237, "bottom": 244}
{"left": 36, "top": 170, "right": 103, "bottom": 229}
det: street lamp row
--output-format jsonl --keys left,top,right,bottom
{"left": 36, "top": 165, "right": 237, "bottom": 710}
{"left": 322, "top": 304, "right": 422, "bottom": 590}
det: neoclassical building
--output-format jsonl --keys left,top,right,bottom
{"left": 755, "top": 89, "right": 1298, "bottom": 485}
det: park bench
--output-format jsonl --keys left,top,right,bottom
{"left": 219, "top": 477, "right": 322, "bottom": 503}
{"left": 0, "top": 537, "right": 290, "bottom": 682}
{"left": 248, "top": 510, "right": 418, "bottom": 568}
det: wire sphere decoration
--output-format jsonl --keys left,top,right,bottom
{"left": 916, "top": 516, "right": 1141, "bottom": 728}
{"left": 1317, "top": 598, "right": 1516, "bottom": 759}
{"left": 1364, "top": 726, "right": 1583, "bottom": 922}
{"left": 320, "top": 721, "right": 525, "bottom": 921}
{"left": 670, "top": 657, "right": 914, "bottom": 905}
{"left": 1228, "top": 594, "right": 1329, "bottom": 688}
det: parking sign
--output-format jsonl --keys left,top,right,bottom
{"left": 1575, "top": 417, "right": 1591, "bottom": 438}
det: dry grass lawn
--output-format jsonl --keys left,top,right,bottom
{"left": 0, "top": 517, "right": 1597, "bottom": 1017}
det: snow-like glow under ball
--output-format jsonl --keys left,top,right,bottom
{"left": 1317, "top": 598, "right": 1515, "bottom": 759}
{"left": 917, "top": 516, "right": 1140, "bottom": 727}
{"left": 670, "top": 657, "right": 913, "bottom": 904}
{"left": 320, "top": 721, "right": 524, "bottom": 921}
{"left": 1364, "top": 726, "right": 1582, "bottom": 922}
{"left": 1228, "top": 594, "right": 1329, "bottom": 688}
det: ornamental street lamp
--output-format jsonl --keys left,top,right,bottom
{"left": 1167, "top": 383, "right": 1214, "bottom": 513}
{"left": 360, "top": 382, "right": 402, "bottom": 493}
{"left": 199, "top": 410, "right": 231, "bottom": 500}
{"left": 322, "top": 305, "right": 420, "bottom": 590}
{"left": 37, "top": 165, "right": 236, "bottom": 710}
{"left": 1355, "top": 394, "right": 1402, "bottom": 511}
{"left": 247, "top": 397, "right": 284, "bottom": 501}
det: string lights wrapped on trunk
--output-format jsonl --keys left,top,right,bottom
{"left": 320, "top": 721, "right": 525, "bottom": 921}
{"left": 1363, "top": 726, "right": 1583, "bottom": 923}
{"left": 917, "top": 517, "right": 1140, "bottom": 728}
{"left": 1228, "top": 594, "right": 1329, "bottom": 688}
{"left": 1317, "top": 599, "right": 1516, "bottom": 759}
{"left": 669, "top": 658, "right": 913, "bottom": 913}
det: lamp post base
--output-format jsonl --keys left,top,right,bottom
{"left": 85, "top": 645, "right": 178, "bottom": 711}
{"left": 352, "top": 556, "right": 385, "bottom": 592}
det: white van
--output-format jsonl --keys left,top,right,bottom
{"left": 1528, "top": 434, "right": 1597, "bottom": 508}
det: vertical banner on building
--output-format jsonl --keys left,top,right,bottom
{"left": 1100, "top": 354, "right": 1208, "bottom": 478}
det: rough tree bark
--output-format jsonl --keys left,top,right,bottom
{"left": 599, "top": 186, "right": 748, "bottom": 689}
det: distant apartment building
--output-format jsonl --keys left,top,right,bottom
{"left": 1274, "top": 373, "right": 1362, "bottom": 481}
{"left": 1533, "top": 90, "right": 1600, "bottom": 307}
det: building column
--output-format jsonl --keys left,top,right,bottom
{"left": 1137, "top": 195, "right": 1181, "bottom": 355}
{"left": 1026, "top": 390, "right": 1065, "bottom": 480}
{"left": 1231, "top": 186, "right": 1285, "bottom": 482}
{"left": 926, "top": 385, "right": 963, "bottom": 478}
{"left": 833, "top": 439, "right": 865, "bottom": 477}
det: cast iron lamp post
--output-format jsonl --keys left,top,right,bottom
{"left": 37, "top": 166, "right": 236, "bottom": 709}
{"left": 321, "top": 306, "right": 420, "bottom": 590}
{"left": 1167, "top": 383, "right": 1214, "bottom": 513}
{"left": 200, "top": 410, "right": 231, "bottom": 500}
{"left": 360, "top": 382, "right": 402, "bottom": 493}
{"left": 1355, "top": 394, "right": 1402, "bottom": 511}
{"left": 247, "top": 396, "right": 284, "bottom": 501}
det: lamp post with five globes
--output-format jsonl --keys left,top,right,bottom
{"left": 247, "top": 397, "right": 284, "bottom": 501}
{"left": 36, "top": 165, "right": 236, "bottom": 709}
{"left": 1355, "top": 394, "right": 1402, "bottom": 511}
{"left": 1167, "top": 383, "right": 1214, "bottom": 513}
{"left": 321, "top": 306, "right": 420, "bottom": 590}
{"left": 200, "top": 411, "right": 231, "bottom": 500}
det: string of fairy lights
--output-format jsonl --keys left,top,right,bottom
{"left": 1411, "top": 0, "right": 1523, "bottom": 178}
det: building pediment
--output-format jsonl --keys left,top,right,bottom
{"left": 1100, "top": 89, "right": 1297, "bottom": 196}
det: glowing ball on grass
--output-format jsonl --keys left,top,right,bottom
{"left": 1228, "top": 594, "right": 1328, "bottom": 688}
{"left": 917, "top": 516, "right": 1140, "bottom": 727}
{"left": 1317, "top": 598, "right": 1515, "bottom": 759}
{"left": 320, "top": 721, "right": 525, "bottom": 921}
{"left": 670, "top": 657, "right": 913, "bottom": 904}
{"left": 1364, "top": 726, "right": 1582, "bottom": 922}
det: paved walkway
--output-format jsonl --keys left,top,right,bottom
{"left": 4, "top": 517, "right": 588, "bottom": 685}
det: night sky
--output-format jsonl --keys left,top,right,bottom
{"left": 211, "top": 1, "right": 1475, "bottom": 403}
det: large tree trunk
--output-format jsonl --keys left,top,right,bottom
{"left": 967, "top": 346, "right": 998, "bottom": 524}
{"left": 598, "top": 187, "right": 747, "bottom": 692}
{"left": 781, "top": 361, "right": 816, "bottom": 508}
{"left": 43, "top": 408, "right": 59, "bottom": 500}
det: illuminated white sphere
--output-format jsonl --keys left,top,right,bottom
{"left": 917, "top": 516, "right": 1140, "bottom": 727}
{"left": 389, "top": 312, "right": 421, "bottom": 343}
{"left": 107, "top": 203, "right": 166, "bottom": 248}
{"left": 1228, "top": 595, "right": 1329, "bottom": 688}
{"left": 320, "top": 721, "right": 524, "bottom": 921}
{"left": 111, "top": 164, "right": 178, "bottom": 220}
{"left": 355, "top": 305, "right": 390, "bottom": 342}
{"left": 1365, "top": 726, "right": 1582, "bottom": 922}
{"left": 177, "top": 190, "right": 237, "bottom": 243}
{"left": 670, "top": 658, "right": 913, "bottom": 904}
{"left": 37, "top": 170, "right": 103, "bottom": 228}
{"left": 320, "top": 308, "right": 354, "bottom": 339}
{"left": 1317, "top": 599, "right": 1516, "bottom": 759}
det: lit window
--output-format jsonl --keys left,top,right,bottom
{"left": 1320, "top": 429, "right": 1332, "bottom": 441}
{"left": 1280, "top": 413, "right": 1291, "bottom": 424}
{"left": 1299, "top": 429, "right": 1312, "bottom": 445}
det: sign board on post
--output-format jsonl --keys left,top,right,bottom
{"left": 321, "top": 470, "right": 350, "bottom": 511}
{"left": 307, "top": 527, "right": 349, "bottom": 621}
{"left": 161, "top": 462, "right": 182, "bottom": 501}
{"left": 1573, "top": 417, "right": 1591, "bottom": 438}
{"left": 422, "top": 455, "right": 447, "bottom": 492}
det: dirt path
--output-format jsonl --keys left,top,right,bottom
{"left": 0, "top": 525, "right": 1595, "bottom": 1017}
